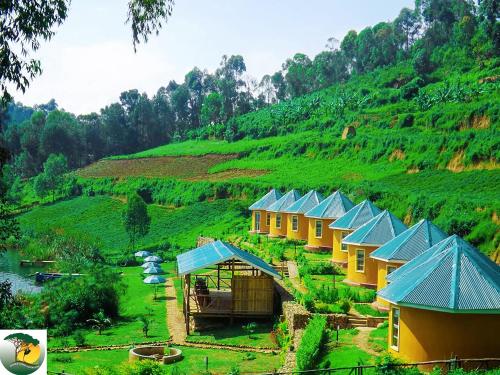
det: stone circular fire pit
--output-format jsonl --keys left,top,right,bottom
{"left": 129, "top": 346, "right": 183, "bottom": 364}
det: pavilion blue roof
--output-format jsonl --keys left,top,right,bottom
{"left": 267, "top": 189, "right": 302, "bottom": 213}
{"left": 177, "top": 240, "right": 281, "bottom": 279}
{"left": 378, "top": 235, "right": 500, "bottom": 313}
{"left": 249, "top": 189, "right": 282, "bottom": 211}
{"left": 370, "top": 219, "right": 448, "bottom": 263}
{"left": 343, "top": 210, "right": 407, "bottom": 246}
{"left": 284, "top": 190, "right": 324, "bottom": 214}
{"left": 305, "top": 191, "right": 355, "bottom": 219}
{"left": 329, "top": 200, "right": 381, "bottom": 230}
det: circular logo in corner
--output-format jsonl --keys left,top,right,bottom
{"left": 0, "top": 331, "right": 46, "bottom": 375}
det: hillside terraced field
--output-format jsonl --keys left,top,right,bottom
{"left": 77, "top": 153, "right": 267, "bottom": 180}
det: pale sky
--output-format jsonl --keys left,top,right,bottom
{"left": 13, "top": 0, "right": 414, "bottom": 115}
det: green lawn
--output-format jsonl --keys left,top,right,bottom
{"left": 49, "top": 266, "right": 170, "bottom": 348}
{"left": 48, "top": 346, "right": 283, "bottom": 374}
{"left": 354, "top": 304, "right": 389, "bottom": 317}
{"left": 368, "top": 323, "right": 388, "bottom": 353}
{"left": 186, "top": 322, "right": 278, "bottom": 349}
{"left": 318, "top": 329, "right": 374, "bottom": 371}
{"left": 18, "top": 195, "right": 248, "bottom": 259}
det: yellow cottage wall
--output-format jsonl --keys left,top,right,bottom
{"left": 375, "top": 260, "right": 402, "bottom": 306}
{"left": 346, "top": 244, "right": 379, "bottom": 287}
{"left": 269, "top": 212, "right": 288, "bottom": 237}
{"left": 332, "top": 228, "right": 353, "bottom": 265}
{"left": 286, "top": 213, "right": 309, "bottom": 241}
{"left": 388, "top": 305, "right": 500, "bottom": 362}
{"left": 251, "top": 210, "right": 271, "bottom": 234}
{"left": 306, "top": 218, "right": 334, "bottom": 249}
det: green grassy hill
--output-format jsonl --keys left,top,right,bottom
{"left": 22, "top": 60, "right": 500, "bottom": 258}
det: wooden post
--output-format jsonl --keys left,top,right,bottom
{"left": 217, "top": 264, "right": 220, "bottom": 290}
{"left": 185, "top": 274, "right": 191, "bottom": 335}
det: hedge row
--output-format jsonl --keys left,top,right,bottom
{"left": 296, "top": 315, "right": 327, "bottom": 371}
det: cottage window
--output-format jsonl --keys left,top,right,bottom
{"left": 387, "top": 265, "right": 397, "bottom": 275}
{"left": 315, "top": 220, "right": 322, "bottom": 238}
{"left": 266, "top": 213, "right": 271, "bottom": 226}
{"left": 341, "top": 231, "right": 349, "bottom": 251}
{"left": 356, "top": 249, "right": 365, "bottom": 272}
{"left": 386, "top": 265, "right": 397, "bottom": 285}
{"left": 255, "top": 212, "right": 261, "bottom": 231}
{"left": 391, "top": 307, "right": 400, "bottom": 350}
{"left": 276, "top": 214, "right": 282, "bottom": 229}
{"left": 292, "top": 215, "right": 298, "bottom": 231}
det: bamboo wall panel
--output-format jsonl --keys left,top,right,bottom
{"left": 232, "top": 275, "right": 273, "bottom": 314}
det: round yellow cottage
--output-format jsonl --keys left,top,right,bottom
{"left": 328, "top": 200, "right": 381, "bottom": 266}
{"left": 379, "top": 235, "right": 500, "bottom": 364}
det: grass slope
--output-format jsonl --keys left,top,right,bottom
{"left": 19, "top": 196, "right": 248, "bottom": 258}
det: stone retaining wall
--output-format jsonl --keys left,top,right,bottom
{"left": 283, "top": 302, "right": 354, "bottom": 334}
{"left": 367, "top": 316, "right": 388, "bottom": 327}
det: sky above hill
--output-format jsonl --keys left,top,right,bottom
{"left": 13, "top": 0, "right": 414, "bottom": 115}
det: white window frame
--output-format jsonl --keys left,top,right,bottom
{"left": 266, "top": 213, "right": 271, "bottom": 226}
{"left": 355, "top": 249, "right": 365, "bottom": 273}
{"left": 391, "top": 307, "right": 400, "bottom": 351}
{"left": 276, "top": 214, "right": 281, "bottom": 229}
{"left": 341, "top": 231, "right": 349, "bottom": 252}
{"left": 255, "top": 212, "right": 261, "bottom": 231}
{"left": 291, "top": 215, "right": 298, "bottom": 232}
{"left": 315, "top": 220, "right": 322, "bottom": 238}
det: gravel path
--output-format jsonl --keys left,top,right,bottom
{"left": 165, "top": 277, "right": 187, "bottom": 344}
{"left": 352, "top": 327, "right": 378, "bottom": 356}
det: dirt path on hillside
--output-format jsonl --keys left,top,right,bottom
{"left": 352, "top": 327, "right": 378, "bottom": 356}
{"left": 287, "top": 261, "right": 308, "bottom": 293}
{"left": 165, "top": 277, "right": 187, "bottom": 344}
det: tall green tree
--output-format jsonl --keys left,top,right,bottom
{"left": 395, "top": 8, "right": 421, "bottom": 53}
{"left": 283, "top": 53, "right": 313, "bottom": 97}
{"left": 123, "top": 193, "right": 151, "bottom": 253}
{"left": 34, "top": 153, "right": 67, "bottom": 202}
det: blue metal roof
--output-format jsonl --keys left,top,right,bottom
{"left": 177, "top": 240, "right": 281, "bottom": 279}
{"left": 329, "top": 200, "right": 382, "bottom": 230}
{"left": 378, "top": 235, "right": 500, "bottom": 313}
{"left": 249, "top": 189, "right": 283, "bottom": 210}
{"left": 343, "top": 210, "right": 407, "bottom": 246}
{"left": 387, "top": 235, "right": 466, "bottom": 282}
{"left": 305, "top": 191, "right": 355, "bottom": 219}
{"left": 370, "top": 219, "right": 448, "bottom": 263}
{"left": 267, "top": 189, "right": 302, "bottom": 212}
{"left": 284, "top": 190, "right": 324, "bottom": 214}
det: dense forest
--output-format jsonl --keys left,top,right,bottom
{"left": 1, "top": 0, "right": 498, "bottom": 179}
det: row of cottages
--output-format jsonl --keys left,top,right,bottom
{"left": 378, "top": 235, "right": 500, "bottom": 363}
{"left": 249, "top": 190, "right": 500, "bottom": 363}
{"left": 249, "top": 189, "right": 356, "bottom": 249}
{"left": 250, "top": 190, "right": 456, "bottom": 304}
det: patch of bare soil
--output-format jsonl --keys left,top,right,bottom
{"left": 460, "top": 115, "right": 491, "bottom": 130}
{"left": 77, "top": 154, "right": 268, "bottom": 181}
{"left": 446, "top": 151, "right": 499, "bottom": 173}
{"left": 389, "top": 149, "right": 405, "bottom": 162}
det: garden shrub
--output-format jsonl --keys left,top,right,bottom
{"left": 296, "top": 315, "right": 327, "bottom": 371}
